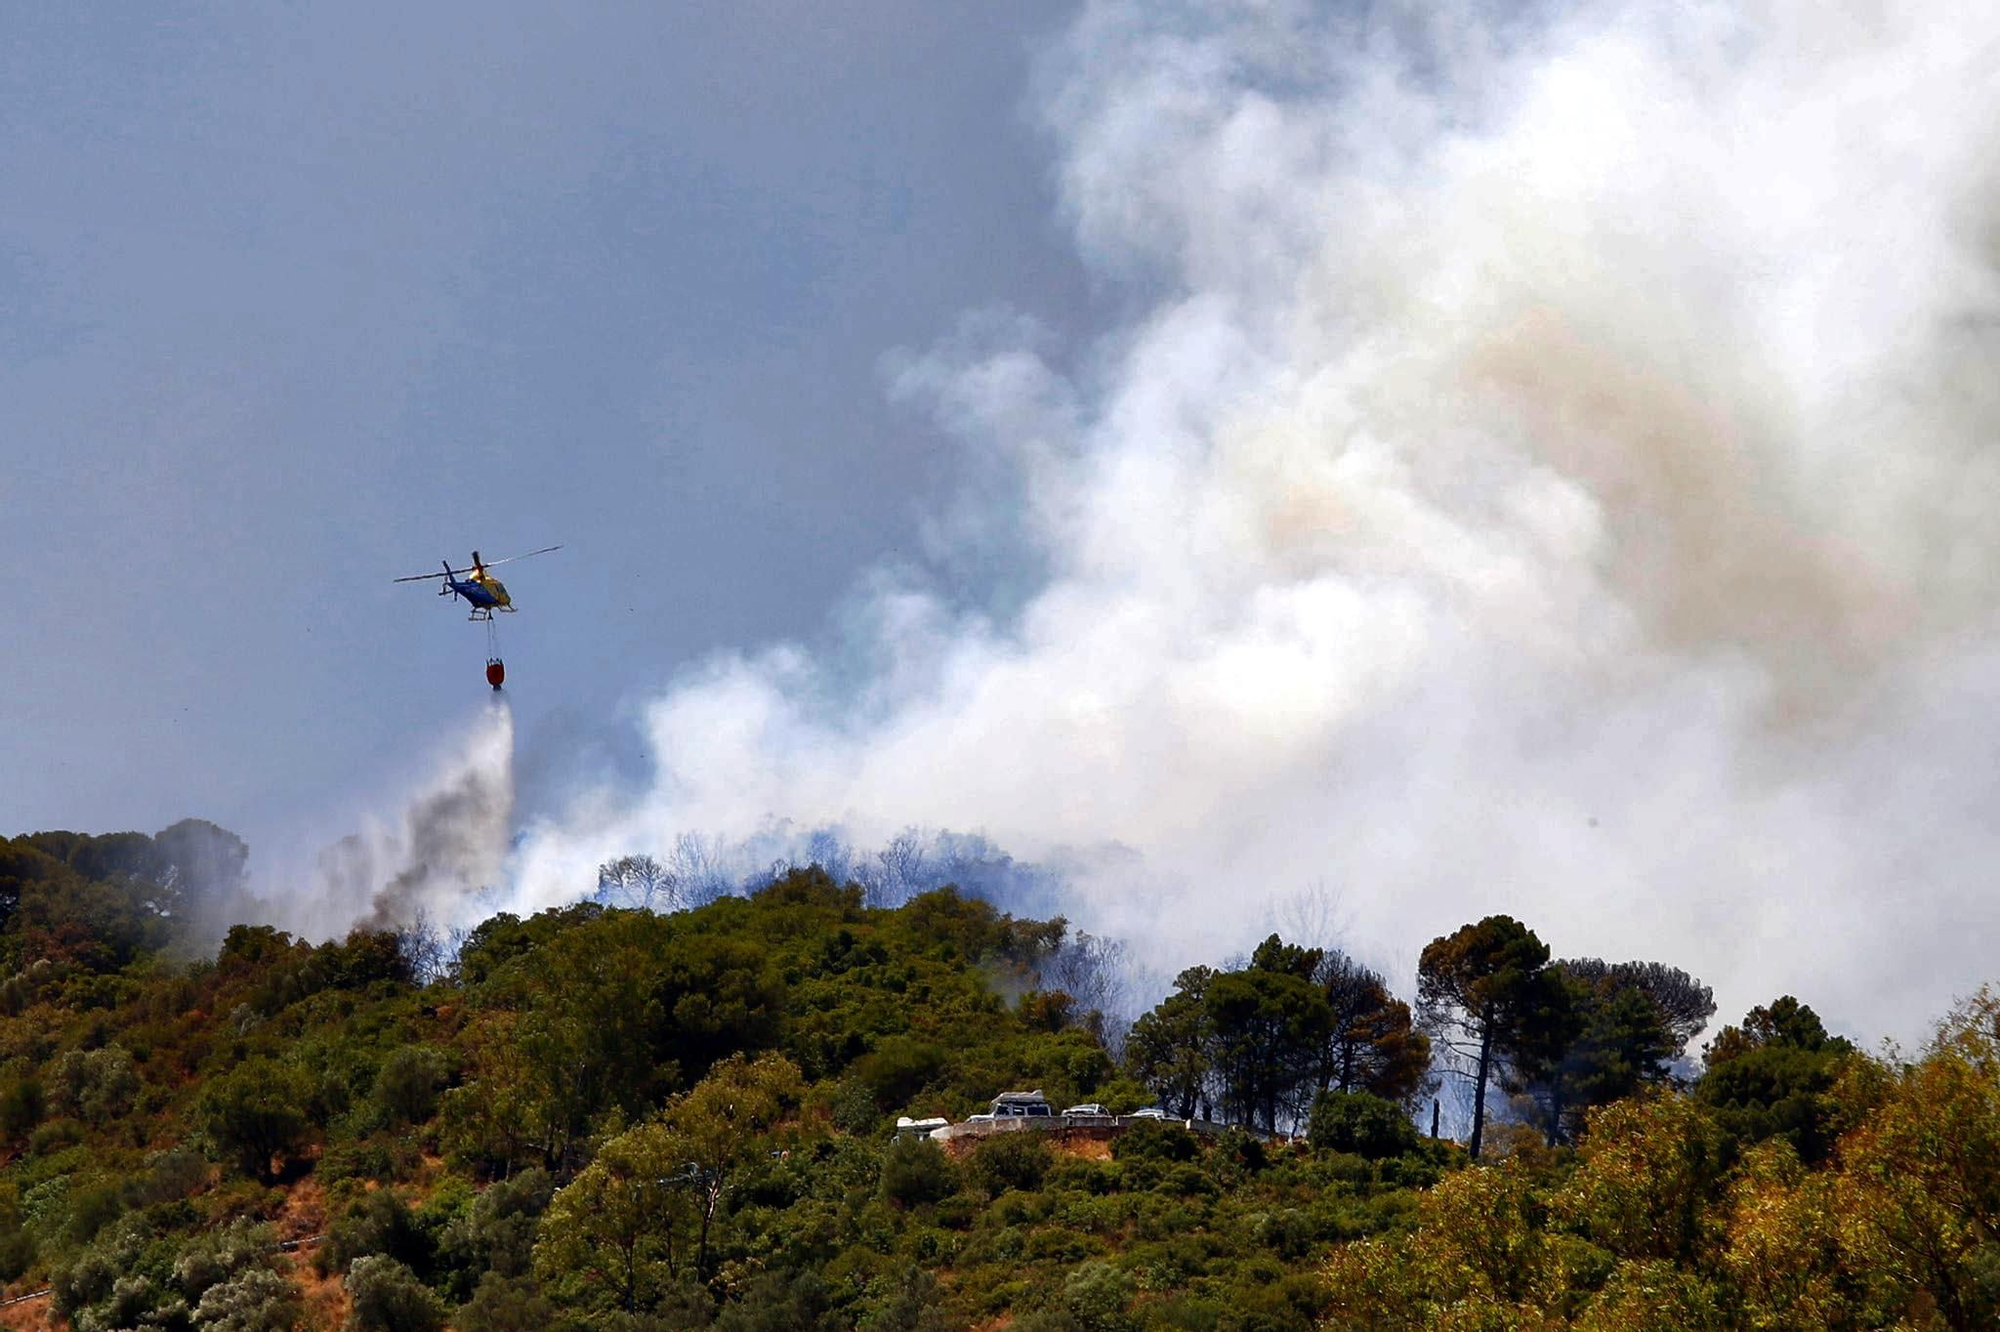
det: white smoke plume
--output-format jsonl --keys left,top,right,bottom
{"left": 509, "top": 0, "right": 2000, "bottom": 1043}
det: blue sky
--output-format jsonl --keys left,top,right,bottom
{"left": 3, "top": 2, "right": 1091, "bottom": 844}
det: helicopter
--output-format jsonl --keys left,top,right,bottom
{"left": 393, "top": 547, "right": 562, "bottom": 621}
{"left": 394, "top": 547, "right": 561, "bottom": 688}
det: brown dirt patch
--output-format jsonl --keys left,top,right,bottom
{"left": 269, "top": 1175, "right": 339, "bottom": 1329}
{"left": 1056, "top": 1135, "right": 1116, "bottom": 1160}
{"left": 941, "top": 1126, "right": 1121, "bottom": 1160}
{"left": 286, "top": 1250, "right": 348, "bottom": 1332}
{"left": 276, "top": 1175, "right": 327, "bottom": 1245}
{"left": 0, "top": 1292, "right": 56, "bottom": 1332}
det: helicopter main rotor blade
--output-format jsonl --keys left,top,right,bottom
{"left": 392, "top": 546, "right": 558, "bottom": 583}
{"left": 473, "top": 544, "right": 563, "bottom": 569}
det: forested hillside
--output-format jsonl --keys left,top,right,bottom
{"left": 0, "top": 825, "right": 1995, "bottom": 1330}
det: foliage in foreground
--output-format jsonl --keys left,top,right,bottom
{"left": 0, "top": 823, "right": 1995, "bottom": 1330}
{"left": 1327, "top": 989, "right": 2000, "bottom": 1331}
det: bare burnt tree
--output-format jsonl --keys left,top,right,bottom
{"left": 862, "top": 829, "right": 929, "bottom": 909}
{"left": 1039, "top": 928, "right": 1131, "bottom": 1034}
{"left": 397, "top": 906, "right": 451, "bottom": 986}
{"left": 594, "top": 854, "right": 680, "bottom": 913}
{"left": 802, "top": 828, "right": 854, "bottom": 886}
{"left": 667, "top": 832, "right": 734, "bottom": 906}
{"left": 593, "top": 834, "right": 736, "bottom": 913}
{"left": 1265, "top": 881, "right": 1352, "bottom": 954}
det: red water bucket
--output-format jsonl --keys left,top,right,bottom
{"left": 485, "top": 658, "right": 505, "bottom": 689}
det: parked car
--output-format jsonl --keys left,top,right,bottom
{"left": 1129, "top": 1107, "right": 1168, "bottom": 1120}
{"left": 991, "top": 1090, "right": 1055, "bottom": 1118}
{"left": 1062, "top": 1103, "right": 1112, "bottom": 1118}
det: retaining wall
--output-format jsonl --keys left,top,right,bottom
{"left": 928, "top": 1115, "right": 1269, "bottom": 1145}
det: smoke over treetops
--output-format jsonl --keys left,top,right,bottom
{"left": 271, "top": 700, "right": 516, "bottom": 947}
{"left": 310, "top": 0, "right": 2000, "bottom": 1044}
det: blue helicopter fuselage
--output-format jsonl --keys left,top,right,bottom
{"left": 449, "top": 577, "right": 503, "bottom": 610}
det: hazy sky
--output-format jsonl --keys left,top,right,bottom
{"left": 11, "top": 1, "right": 2000, "bottom": 1047}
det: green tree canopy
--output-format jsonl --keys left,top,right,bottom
{"left": 1125, "top": 966, "right": 1216, "bottom": 1119}
{"left": 1697, "top": 995, "right": 1856, "bottom": 1162}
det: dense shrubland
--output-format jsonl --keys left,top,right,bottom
{"left": 0, "top": 824, "right": 1994, "bottom": 1330}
